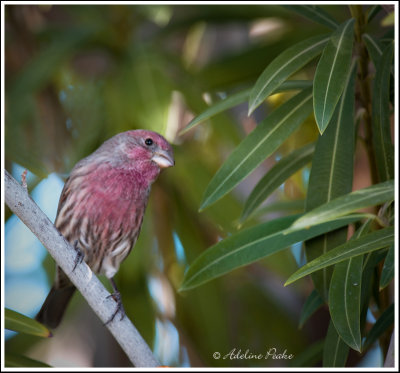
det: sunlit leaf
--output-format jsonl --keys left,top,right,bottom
{"left": 241, "top": 142, "right": 314, "bottom": 223}
{"left": 5, "top": 308, "right": 52, "bottom": 338}
{"left": 284, "top": 5, "right": 339, "bottom": 29}
{"left": 380, "top": 245, "right": 394, "bottom": 289}
{"left": 200, "top": 87, "right": 313, "bottom": 210}
{"left": 288, "top": 180, "right": 394, "bottom": 232}
{"left": 313, "top": 19, "right": 355, "bottom": 133}
{"left": 298, "top": 289, "right": 324, "bottom": 329}
{"left": 285, "top": 226, "right": 394, "bottom": 286}
{"left": 323, "top": 321, "right": 349, "bottom": 367}
{"left": 362, "top": 34, "right": 385, "bottom": 70}
{"left": 363, "top": 304, "right": 394, "bottom": 351}
{"left": 248, "top": 35, "right": 329, "bottom": 114}
{"left": 180, "top": 213, "right": 365, "bottom": 291}
{"left": 181, "top": 80, "right": 312, "bottom": 135}
{"left": 371, "top": 42, "right": 394, "bottom": 182}
{"left": 304, "top": 62, "right": 356, "bottom": 299}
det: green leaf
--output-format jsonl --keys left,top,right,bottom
{"left": 241, "top": 142, "right": 314, "bottom": 223}
{"left": 180, "top": 80, "right": 312, "bottom": 135}
{"left": 329, "top": 256, "right": 363, "bottom": 351}
{"left": 288, "top": 180, "right": 394, "bottom": 232}
{"left": 200, "top": 87, "right": 313, "bottom": 211}
{"left": 5, "top": 308, "right": 52, "bottom": 338}
{"left": 363, "top": 304, "right": 394, "bottom": 351}
{"left": 380, "top": 244, "right": 394, "bottom": 289}
{"left": 298, "top": 289, "right": 324, "bottom": 329}
{"left": 323, "top": 321, "right": 349, "bottom": 367}
{"left": 248, "top": 35, "right": 329, "bottom": 114}
{"left": 371, "top": 42, "right": 394, "bottom": 182}
{"left": 304, "top": 61, "right": 356, "bottom": 300}
{"left": 367, "top": 5, "right": 382, "bottom": 23}
{"left": 328, "top": 219, "right": 371, "bottom": 352}
{"left": 285, "top": 226, "right": 394, "bottom": 286}
{"left": 313, "top": 19, "right": 355, "bottom": 133}
{"left": 362, "top": 34, "right": 385, "bottom": 70}
{"left": 180, "top": 213, "right": 365, "bottom": 291}
{"left": 5, "top": 353, "right": 51, "bottom": 368}
{"left": 284, "top": 5, "right": 339, "bottom": 29}
{"left": 289, "top": 340, "right": 324, "bottom": 367}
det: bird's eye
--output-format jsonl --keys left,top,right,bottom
{"left": 145, "top": 138, "right": 153, "bottom": 146}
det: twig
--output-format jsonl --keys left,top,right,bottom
{"left": 383, "top": 330, "right": 394, "bottom": 367}
{"left": 4, "top": 169, "right": 160, "bottom": 367}
{"left": 21, "top": 169, "right": 28, "bottom": 192}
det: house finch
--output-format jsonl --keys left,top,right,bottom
{"left": 36, "top": 130, "right": 174, "bottom": 328}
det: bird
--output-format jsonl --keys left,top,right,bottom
{"left": 35, "top": 129, "right": 175, "bottom": 329}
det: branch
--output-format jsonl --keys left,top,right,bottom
{"left": 4, "top": 169, "right": 160, "bottom": 367}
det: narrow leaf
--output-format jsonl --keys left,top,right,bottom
{"left": 5, "top": 308, "right": 52, "bottom": 338}
{"left": 304, "top": 61, "right": 356, "bottom": 299}
{"left": 298, "top": 289, "right": 324, "bottom": 329}
{"left": 200, "top": 87, "right": 313, "bottom": 210}
{"left": 362, "top": 34, "right": 385, "bottom": 70}
{"left": 241, "top": 142, "right": 315, "bottom": 223}
{"left": 285, "top": 226, "right": 394, "bottom": 286}
{"left": 323, "top": 321, "right": 349, "bottom": 367}
{"left": 313, "top": 19, "right": 355, "bottom": 133}
{"left": 181, "top": 80, "right": 312, "bottom": 135}
{"left": 289, "top": 340, "right": 324, "bottom": 367}
{"left": 380, "top": 244, "right": 394, "bottom": 289}
{"left": 363, "top": 304, "right": 394, "bottom": 351}
{"left": 328, "top": 219, "right": 371, "bottom": 352}
{"left": 289, "top": 180, "right": 394, "bottom": 232}
{"left": 248, "top": 35, "right": 329, "bottom": 114}
{"left": 180, "top": 213, "right": 365, "bottom": 291}
{"left": 329, "top": 256, "right": 363, "bottom": 351}
{"left": 371, "top": 42, "right": 394, "bottom": 182}
{"left": 284, "top": 5, "right": 339, "bottom": 29}
{"left": 5, "top": 353, "right": 51, "bottom": 368}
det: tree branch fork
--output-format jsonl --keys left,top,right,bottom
{"left": 4, "top": 169, "right": 160, "bottom": 367}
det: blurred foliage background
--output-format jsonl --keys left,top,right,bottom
{"left": 4, "top": 3, "right": 395, "bottom": 368}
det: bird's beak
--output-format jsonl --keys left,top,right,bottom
{"left": 152, "top": 149, "right": 175, "bottom": 169}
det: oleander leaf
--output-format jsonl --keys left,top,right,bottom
{"left": 248, "top": 35, "right": 328, "bottom": 114}
{"left": 323, "top": 321, "right": 349, "bottom": 367}
{"left": 298, "top": 289, "right": 324, "bottom": 329}
{"left": 285, "top": 226, "right": 394, "bottom": 286}
{"left": 284, "top": 5, "right": 339, "bottom": 29}
{"left": 241, "top": 142, "right": 314, "bottom": 223}
{"left": 313, "top": 19, "right": 355, "bottom": 133}
{"left": 180, "top": 213, "right": 365, "bottom": 291}
{"left": 380, "top": 244, "right": 394, "bottom": 289}
{"left": 289, "top": 180, "right": 394, "bottom": 232}
{"left": 200, "top": 88, "right": 313, "bottom": 210}
{"left": 5, "top": 308, "right": 52, "bottom": 338}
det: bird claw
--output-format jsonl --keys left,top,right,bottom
{"left": 72, "top": 240, "right": 84, "bottom": 272}
{"left": 104, "top": 291, "right": 126, "bottom": 325}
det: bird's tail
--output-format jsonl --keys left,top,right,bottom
{"left": 36, "top": 285, "right": 76, "bottom": 329}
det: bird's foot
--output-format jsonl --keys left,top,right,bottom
{"left": 72, "top": 240, "right": 84, "bottom": 272}
{"left": 105, "top": 291, "right": 126, "bottom": 325}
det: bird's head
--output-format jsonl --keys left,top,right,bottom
{"left": 89, "top": 129, "right": 174, "bottom": 179}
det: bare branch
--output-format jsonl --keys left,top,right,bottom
{"left": 4, "top": 169, "right": 160, "bottom": 367}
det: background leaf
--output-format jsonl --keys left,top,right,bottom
{"left": 284, "top": 5, "right": 339, "bottom": 29}
{"left": 5, "top": 353, "right": 51, "bottom": 368}
{"left": 313, "top": 19, "right": 355, "bottom": 133}
{"left": 363, "top": 304, "right": 394, "bottom": 351}
{"left": 5, "top": 308, "right": 52, "bottom": 338}
{"left": 298, "top": 289, "right": 324, "bottom": 329}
